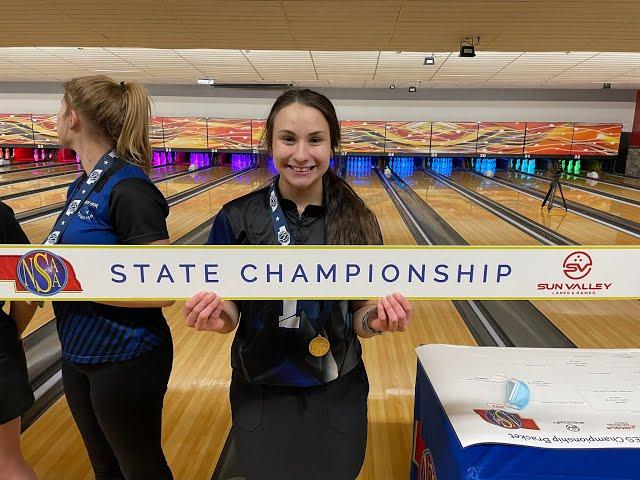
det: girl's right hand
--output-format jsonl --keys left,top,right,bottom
{"left": 184, "top": 291, "right": 227, "bottom": 332}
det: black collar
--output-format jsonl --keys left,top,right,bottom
{"left": 275, "top": 180, "right": 326, "bottom": 217}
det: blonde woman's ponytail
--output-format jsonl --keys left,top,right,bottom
{"left": 117, "top": 81, "right": 152, "bottom": 173}
{"left": 63, "top": 75, "right": 152, "bottom": 173}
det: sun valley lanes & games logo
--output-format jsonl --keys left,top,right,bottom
{"left": 562, "top": 251, "right": 592, "bottom": 280}
{"left": 537, "top": 250, "right": 612, "bottom": 296}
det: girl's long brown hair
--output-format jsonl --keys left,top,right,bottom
{"left": 264, "top": 89, "right": 381, "bottom": 245}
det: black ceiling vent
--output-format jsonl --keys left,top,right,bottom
{"left": 212, "top": 82, "right": 294, "bottom": 90}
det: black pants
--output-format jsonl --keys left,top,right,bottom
{"left": 62, "top": 344, "right": 174, "bottom": 480}
{"left": 231, "top": 362, "right": 369, "bottom": 480}
{"left": 0, "top": 318, "right": 34, "bottom": 424}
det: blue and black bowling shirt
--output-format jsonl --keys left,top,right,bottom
{"left": 207, "top": 182, "right": 383, "bottom": 387}
{"left": 53, "top": 156, "right": 171, "bottom": 364}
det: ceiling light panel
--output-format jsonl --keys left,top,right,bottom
{"left": 244, "top": 50, "right": 316, "bottom": 80}
{"left": 312, "top": 51, "right": 379, "bottom": 79}
{"left": 38, "top": 47, "right": 136, "bottom": 70}
{"left": 174, "top": 49, "right": 259, "bottom": 78}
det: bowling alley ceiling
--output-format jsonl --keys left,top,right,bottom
{"left": 3, "top": 0, "right": 640, "bottom": 52}
{"left": 1, "top": 0, "right": 640, "bottom": 89}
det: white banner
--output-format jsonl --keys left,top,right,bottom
{"left": 0, "top": 245, "right": 638, "bottom": 300}
{"left": 417, "top": 344, "right": 640, "bottom": 449}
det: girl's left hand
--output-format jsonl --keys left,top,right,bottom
{"left": 369, "top": 292, "right": 413, "bottom": 333}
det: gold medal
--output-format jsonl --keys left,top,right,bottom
{"left": 308, "top": 335, "right": 330, "bottom": 357}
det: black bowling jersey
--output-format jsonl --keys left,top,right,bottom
{"left": 207, "top": 183, "right": 382, "bottom": 386}
{"left": 0, "top": 202, "right": 29, "bottom": 328}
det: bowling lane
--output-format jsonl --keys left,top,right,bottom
{"left": 0, "top": 160, "right": 61, "bottom": 173}
{"left": 535, "top": 170, "right": 640, "bottom": 203}
{"left": 448, "top": 171, "right": 639, "bottom": 245}
{"left": 0, "top": 163, "right": 82, "bottom": 184}
{"left": 15, "top": 164, "right": 222, "bottom": 243}
{"left": 0, "top": 171, "right": 82, "bottom": 197}
{"left": 2, "top": 163, "right": 189, "bottom": 203}
{"left": 496, "top": 170, "right": 640, "bottom": 223}
{"left": 409, "top": 170, "right": 640, "bottom": 348}
{"left": 596, "top": 172, "right": 640, "bottom": 187}
{"left": 149, "top": 163, "right": 191, "bottom": 180}
{"left": 22, "top": 169, "right": 275, "bottom": 480}
{"left": 347, "top": 172, "right": 476, "bottom": 480}
{"left": 409, "top": 171, "right": 539, "bottom": 245}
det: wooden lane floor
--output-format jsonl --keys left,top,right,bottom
{"left": 0, "top": 163, "right": 83, "bottom": 184}
{"left": 535, "top": 170, "right": 640, "bottom": 202}
{"left": 496, "top": 170, "right": 640, "bottom": 223}
{"left": 450, "top": 171, "right": 640, "bottom": 245}
{"left": 0, "top": 160, "right": 61, "bottom": 174}
{"left": 4, "top": 163, "right": 191, "bottom": 214}
{"left": 407, "top": 170, "right": 640, "bottom": 348}
{"left": 0, "top": 171, "right": 81, "bottom": 197}
{"left": 596, "top": 172, "right": 640, "bottom": 187}
{"left": 21, "top": 168, "right": 274, "bottom": 480}
{"left": 19, "top": 166, "right": 236, "bottom": 336}
{"left": 16, "top": 165, "right": 232, "bottom": 242}
{"left": 0, "top": 162, "right": 181, "bottom": 187}
{"left": 348, "top": 172, "right": 477, "bottom": 480}
{"left": 530, "top": 300, "right": 640, "bottom": 349}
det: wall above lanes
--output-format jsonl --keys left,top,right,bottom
{"left": 0, "top": 83, "right": 636, "bottom": 131}
{"left": 0, "top": 114, "right": 623, "bottom": 157}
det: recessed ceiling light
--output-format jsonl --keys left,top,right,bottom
{"left": 197, "top": 79, "right": 215, "bottom": 85}
{"left": 409, "top": 86, "right": 417, "bottom": 93}
{"left": 424, "top": 55, "right": 435, "bottom": 65}
{"left": 390, "top": 84, "right": 396, "bottom": 89}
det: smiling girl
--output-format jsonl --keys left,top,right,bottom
{"left": 184, "top": 89, "right": 412, "bottom": 480}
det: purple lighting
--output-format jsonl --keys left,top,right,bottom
{"left": 230, "top": 153, "right": 253, "bottom": 172}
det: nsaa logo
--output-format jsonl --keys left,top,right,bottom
{"left": 16, "top": 250, "right": 69, "bottom": 296}
{"left": 412, "top": 421, "right": 437, "bottom": 480}
{"left": 562, "top": 251, "right": 593, "bottom": 280}
{"left": 474, "top": 409, "right": 540, "bottom": 430}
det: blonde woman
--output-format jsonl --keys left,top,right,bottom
{"left": 49, "top": 76, "right": 174, "bottom": 479}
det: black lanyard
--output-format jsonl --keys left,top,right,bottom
{"left": 269, "top": 179, "right": 334, "bottom": 333}
{"left": 44, "top": 151, "right": 117, "bottom": 245}
{"left": 269, "top": 180, "right": 293, "bottom": 245}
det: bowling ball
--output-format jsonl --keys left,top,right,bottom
{"left": 485, "top": 170, "right": 494, "bottom": 178}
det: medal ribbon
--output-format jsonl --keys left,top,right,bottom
{"left": 44, "top": 151, "right": 117, "bottom": 245}
{"left": 268, "top": 179, "right": 333, "bottom": 339}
